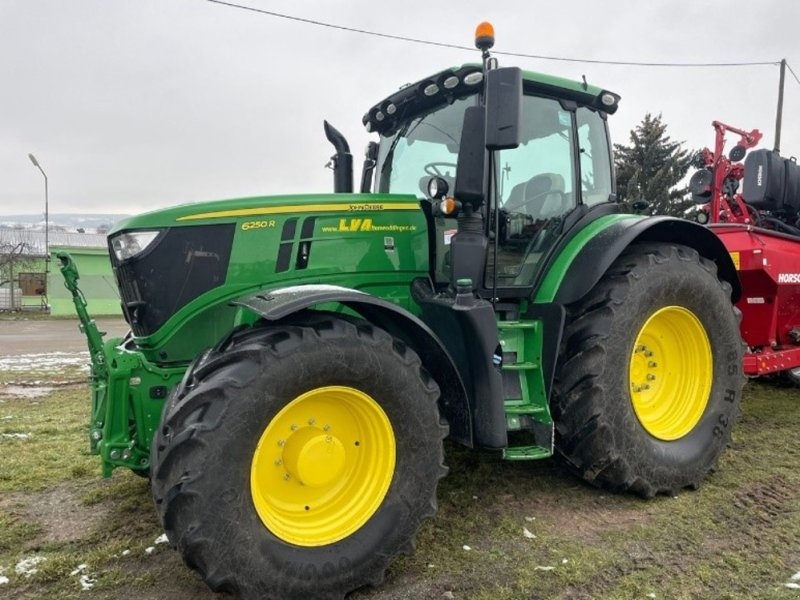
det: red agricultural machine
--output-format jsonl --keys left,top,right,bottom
{"left": 690, "top": 121, "right": 800, "bottom": 383}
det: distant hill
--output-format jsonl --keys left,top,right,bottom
{"left": 0, "top": 214, "right": 129, "bottom": 234}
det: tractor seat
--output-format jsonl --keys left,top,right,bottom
{"left": 505, "top": 173, "right": 566, "bottom": 218}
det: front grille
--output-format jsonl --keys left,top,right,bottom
{"left": 111, "top": 224, "right": 235, "bottom": 336}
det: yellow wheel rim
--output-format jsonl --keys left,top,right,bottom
{"left": 250, "top": 386, "right": 395, "bottom": 546}
{"left": 629, "top": 306, "right": 713, "bottom": 441}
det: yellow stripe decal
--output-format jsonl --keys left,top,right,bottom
{"left": 176, "top": 202, "right": 420, "bottom": 222}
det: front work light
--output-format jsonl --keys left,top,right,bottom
{"left": 110, "top": 230, "right": 161, "bottom": 262}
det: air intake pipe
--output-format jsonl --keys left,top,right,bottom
{"left": 324, "top": 121, "right": 353, "bottom": 193}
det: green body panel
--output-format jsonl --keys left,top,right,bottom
{"left": 533, "top": 214, "right": 641, "bottom": 304}
{"left": 521, "top": 68, "right": 604, "bottom": 97}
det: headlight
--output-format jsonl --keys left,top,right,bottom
{"left": 427, "top": 176, "right": 449, "bottom": 199}
{"left": 110, "top": 230, "right": 161, "bottom": 261}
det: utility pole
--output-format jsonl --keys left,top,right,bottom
{"left": 28, "top": 153, "right": 49, "bottom": 311}
{"left": 774, "top": 59, "right": 786, "bottom": 153}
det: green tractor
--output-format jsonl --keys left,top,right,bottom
{"left": 60, "top": 23, "right": 743, "bottom": 600}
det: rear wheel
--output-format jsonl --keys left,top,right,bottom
{"left": 552, "top": 243, "right": 744, "bottom": 497}
{"left": 150, "top": 316, "right": 446, "bottom": 600}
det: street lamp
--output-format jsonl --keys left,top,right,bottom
{"left": 28, "top": 153, "right": 49, "bottom": 304}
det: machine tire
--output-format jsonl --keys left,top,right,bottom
{"left": 552, "top": 242, "right": 744, "bottom": 498}
{"left": 150, "top": 316, "right": 446, "bottom": 600}
{"left": 781, "top": 367, "right": 800, "bottom": 387}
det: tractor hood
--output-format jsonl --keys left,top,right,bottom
{"left": 107, "top": 193, "right": 427, "bottom": 339}
{"left": 108, "top": 192, "right": 420, "bottom": 234}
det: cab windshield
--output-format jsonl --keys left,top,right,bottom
{"left": 375, "top": 96, "right": 474, "bottom": 196}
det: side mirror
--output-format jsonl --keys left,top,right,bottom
{"left": 454, "top": 106, "right": 487, "bottom": 209}
{"left": 485, "top": 67, "right": 522, "bottom": 151}
{"left": 359, "top": 141, "right": 379, "bottom": 193}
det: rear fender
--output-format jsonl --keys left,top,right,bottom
{"left": 231, "top": 285, "right": 473, "bottom": 446}
{"left": 549, "top": 216, "right": 741, "bottom": 306}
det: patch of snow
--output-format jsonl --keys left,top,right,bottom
{"left": 647, "top": 594, "right": 656, "bottom": 599}
{"left": 442, "top": 591, "right": 455, "bottom": 599}
{"left": 0, "top": 386, "right": 55, "bottom": 399}
{"left": 785, "top": 583, "right": 800, "bottom": 590}
{"left": 154, "top": 533, "right": 168, "bottom": 544}
{"left": 562, "top": 559, "right": 569, "bottom": 564}
{"left": 534, "top": 566, "right": 555, "bottom": 571}
{"left": 145, "top": 546, "right": 155, "bottom": 554}
{"left": 0, "top": 576, "right": 8, "bottom": 585}
{"left": 472, "top": 495, "right": 477, "bottom": 500}
{"left": 523, "top": 527, "right": 536, "bottom": 539}
{"left": 15, "top": 555, "right": 46, "bottom": 577}
{"left": 462, "top": 545, "right": 471, "bottom": 551}
{"left": 524, "top": 516, "right": 535, "bottom": 522}
{"left": 70, "top": 564, "right": 87, "bottom": 576}
{"left": 0, "top": 351, "right": 90, "bottom": 373}
{"left": 427, "top": 563, "right": 435, "bottom": 569}
{"left": 1, "top": 433, "right": 32, "bottom": 440}
{"left": 0, "top": 415, "right": 16, "bottom": 420}
{"left": 121, "top": 549, "right": 131, "bottom": 556}
{"left": 792, "top": 571, "right": 800, "bottom": 581}
{"left": 79, "top": 574, "right": 95, "bottom": 590}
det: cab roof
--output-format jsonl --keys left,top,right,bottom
{"left": 363, "top": 63, "right": 620, "bottom": 136}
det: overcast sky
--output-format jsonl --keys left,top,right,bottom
{"left": 2, "top": 0, "right": 798, "bottom": 217}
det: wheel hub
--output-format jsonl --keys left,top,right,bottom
{"left": 629, "top": 306, "right": 713, "bottom": 441}
{"left": 282, "top": 427, "right": 347, "bottom": 488}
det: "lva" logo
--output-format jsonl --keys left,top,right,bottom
{"left": 338, "top": 218, "right": 373, "bottom": 232}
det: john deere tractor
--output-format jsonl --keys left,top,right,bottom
{"left": 60, "top": 23, "right": 744, "bottom": 600}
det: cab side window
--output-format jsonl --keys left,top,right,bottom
{"left": 576, "top": 107, "right": 613, "bottom": 207}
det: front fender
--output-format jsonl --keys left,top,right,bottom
{"left": 231, "top": 285, "right": 473, "bottom": 446}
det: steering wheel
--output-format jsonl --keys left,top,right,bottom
{"left": 424, "top": 162, "right": 458, "bottom": 178}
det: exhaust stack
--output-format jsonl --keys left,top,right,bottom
{"left": 324, "top": 121, "right": 353, "bottom": 193}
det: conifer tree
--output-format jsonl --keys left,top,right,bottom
{"left": 614, "top": 113, "right": 692, "bottom": 216}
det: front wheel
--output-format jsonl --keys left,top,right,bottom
{"left": 552, "top": 243, "right": 744, "bottom": 497}
{"left": 150, "top": 316, "right": 446, "bottom": 600}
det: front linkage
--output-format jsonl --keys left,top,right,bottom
{"left": 58, "top": 252, "right": 183, "bottom": 476}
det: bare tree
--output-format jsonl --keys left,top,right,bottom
{"left": 0, "top": 238, "right": 41, "bottom": 309}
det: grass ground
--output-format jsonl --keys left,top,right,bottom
{"left": 1, "top": 375, "right": 799, "bottom": 599}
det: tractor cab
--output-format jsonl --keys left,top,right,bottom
{"left": 360, "top": 42, "right": 619, "bottom": 299}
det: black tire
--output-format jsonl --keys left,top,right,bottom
{"left": 552, "top": 242, "right": 744, "bottom": 498}
{"left": 131, "top": 467, "right": 150, "bottom": 479}
{"left": 150, "top": 316, "right": 446, "bottom": 600}
{"left": 781, "top": 367, "right": 800, "bottom": 387}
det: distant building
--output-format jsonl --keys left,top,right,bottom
{"left": 0, "top": 229, "right": 121, "bottom": 315}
